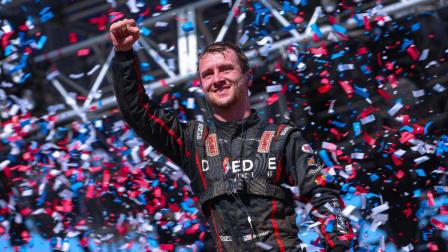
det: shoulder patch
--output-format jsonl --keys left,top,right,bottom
{"left": 196, "top": 123, "right": 204, "bottom": 140}
{"left": 258, "top": 131, "right": 275, "bottom": 153}
{"left": 205, "top": 133, "right": 219, "bottom": 157}
{"left": 280, "top": 126, "right": 293, "bottom": 136}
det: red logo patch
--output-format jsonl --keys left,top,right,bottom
{"left": 258, "top": 131, "right": 275, "bottom": 153}
{"left": 205, "top": 134, "right": 219, "bottom": 157}
{"left": 301, "top": 144, "right": 313, "bottom": 154}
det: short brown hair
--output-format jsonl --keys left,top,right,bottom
{"left": 198, "top": 42, "right": 250, "bottom": 74}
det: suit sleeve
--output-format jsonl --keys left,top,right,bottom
{"left": 111, "top": 50, "right": 194, "bottom": 167}
{"left": 284, "top": 130, "right": 353, "bottom": 251}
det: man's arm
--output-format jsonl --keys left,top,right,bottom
{"left": 110, "top": 19, "right": 194, "bottom": 166}
{"left": 284, "top": 131, "right": 353, "bottom": 251}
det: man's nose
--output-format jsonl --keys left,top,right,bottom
{"left": 211, "top": 72, "right": 224, "bottom": 84}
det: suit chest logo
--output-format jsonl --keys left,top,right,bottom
{"left": 258, "top": 131, "right": 274, "bottom": 153}
{"left": 205, "top": 133, "right": 219, "bottom": 157}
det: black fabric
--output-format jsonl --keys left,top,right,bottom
{"left": 111, "top": 51, "right": 352, "bottom": 251}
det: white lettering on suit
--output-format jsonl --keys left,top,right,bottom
{"left": 202, "top": 159, "right": 209, "bottom": 171}
{"left": 268, "top": 157, "right": 276, "bottom": 170}
{"left": 201, "top": 158, "right": 277, "bottom": 173}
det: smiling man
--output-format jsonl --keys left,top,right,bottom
{"left": 110, "top": 19, "right": 352, "bottom": 251}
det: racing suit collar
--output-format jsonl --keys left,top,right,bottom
{"left": 212, "top": 109, "right": 260, "bottom": 131}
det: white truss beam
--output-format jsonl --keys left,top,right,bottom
{"left": 47, "top": 0, "right": 445, "bottom": 126}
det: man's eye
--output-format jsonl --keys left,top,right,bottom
{"left": 221, "top": 67, "right": 233, "bottom": 73}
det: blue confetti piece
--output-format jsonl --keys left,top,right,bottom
{"left": 333, "top": 24, "right": 347, "bottom": 34}
{"left": 411, "top": 22, "right": 421, "bottom": 31}
{"left": 19, "top": 73, "right": 31, "bottom": 84}
{"left": 400, "top": 38, "right": 414, "bottom": 52}
{"left": 353, "top": 122, "right": 361, "bottom": 137}
{"left": 366, "top": 193, "right": 381, "bottom": 199}
{"left": 436, "top": 135, "right": 448, "bottom": 155}
{"left": 141, "top": 62, "right": 150, "bottom": 70}
{"left": 40, "top": 9, "right": 54, "bottom": 23}
{"left": 331, "top": 50, "right": 345, "bottom": 59}
{"left": 370, "top": 174, "right": 379, "bottom": 182}
{"left": 424, "top": 121, "right": 433, "bottom": 135}
{"left": 282, "top": 1, "right": 298, "bottom": 15}
{"left": 329, "top": 120, "right": 346, "bottom": 128}
{"left": 138, "top": 194, "right": 147, "bottom": 205}
{"left": 399, "top": 125, "right": 414, "bottom": 133}
{"left": 415, "top": 169, "right": 426, "bottom": 177}
{"left": 37, "top": 191, "right": 47, "bottom": 206}
{"left": 143, "top": 75, "right": 154, "bottom": 82}
{"left": 36, "top": 35, "right": 47, "bottom": 49}
{"left": 354, "top": 85, "right": 370, "bottom": 98}
{"left": 181, "top": 21, "right": 194, "bottom": 32}
{"left": 319, "top": 150, "right": 334, "bottom": 167}
{"left": 413, "top": 189, "right": 422, "bottom": 198}
{"left": 310, "top": 24, "right": 323, "bottom": 38}
{"left": 140, "top": 27, "right": 152, "bottom": 36}
{"left": 4, "top": 44, "right": 14, "bottom": 56}
{"left": 262, "top": 13, "right": 270, "bottom": 25}
{"left": 71, "top": 182, "right": 83, "bottom": 192}
{"left": 360, "top": 65, "right": 372, "bottom": 74}
{"left": 326, "top": 221, "right": 334, "bottom": 233}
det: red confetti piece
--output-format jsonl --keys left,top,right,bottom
{"left": 310, "top": 47, "right": 328, "bottom": 55}
{"left": 69, "top": 32, "right": 78, "bottom": 43}
{"left": 387, "top": 74, "right": 399, "bottom": 88}
{"left": 395, "top": 170, "right": 405, "bottom": 179}
{"left": 399, "top": 132, "right": 415, "bottom": 144}
{"left": 427, "top": 191, "right": 435, "bottom": 207}
{"left": 89, "top": 15, "right": 108, "bottom": 31}
{"left": 77, "top": 48, "right": 90, "bottom": 56}
{"left": 430, "top": 218, "right": 446, "bottom": 230}
{"left": 318, "top": 84, "right": 332, "bottom": 94}
{"left": 267, "top": 93, "right": 279, "bottom": 105}
{"left": 406, "top": 45, "right": 420, "bottom": 61}
{"left": 363, "top": 16, "right": 371, "bottom": 31}
{"left": 339, "top": 80, "right": 354, "bottom": 98}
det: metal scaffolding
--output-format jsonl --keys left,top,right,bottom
{"left": 29, "top": 0, "right": 447, "bottom": 125}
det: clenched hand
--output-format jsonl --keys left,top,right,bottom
{"left": 110, "top": 18, "right": 140, "bottom": 52}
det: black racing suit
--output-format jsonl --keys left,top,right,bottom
{"left": 112, "top": 50, "right": 352, "bottom": 251}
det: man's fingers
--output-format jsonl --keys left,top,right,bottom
{"left": 109, "top": 19, "right": 139, "bottom": 50}
{"left": 123, "top": 36, "right": 135, "bottom": 47}
{"left": 127, "top": 25, "right": 140, "bottom": 35}
{"left": 127, "top": 19, "right": 137, "bottom": 27}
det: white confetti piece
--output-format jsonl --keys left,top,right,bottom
{"left": 388, "top": 102, "right": 403, "bottom": 116}
{"left": 266, "top": 85, "right": 282, "bottom": 93}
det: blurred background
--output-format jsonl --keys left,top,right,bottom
{"left": 0, "top": 0, "right": 447, "bottom": 251}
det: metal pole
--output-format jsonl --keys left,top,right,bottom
{"left": 82, "top": 49, "right": 114, "bottom": 110}
{"left": 260, "top": 0, "right": 302, "bottom": 40}
{"left": 215, "top": 0, "right": 242, "bottom": 42}
{"left": 139, "top": 38, "right": 176, "bottom": 78}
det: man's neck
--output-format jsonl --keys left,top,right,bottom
{"left": 213, "top": 107, "right": 251, "bottom": 122}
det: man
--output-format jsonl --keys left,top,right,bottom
{"left": 110, "top": 18, "right": 352, "bottom": 251}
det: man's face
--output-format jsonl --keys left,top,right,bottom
{"left": 198, "top": 49, "right": 250, "bottom": 110}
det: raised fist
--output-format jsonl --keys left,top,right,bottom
{"left": 110, "top": 19, "right": 140, "bottom": 52}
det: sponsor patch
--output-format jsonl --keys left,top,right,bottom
{"left": 222, "top": 156, "right": 230, "bottom": 174}
{"left": 258, "top": 131, "right": 275, "bottom": 153}
{"left": 280, "top": 126, "right": 292, "bottom": 136}
{"left": 307, "top": 157, "right": 317, "bottom": 167}
{"left": 205, "top": 134, "right": 219, "bottom": 157}
{"left": 220, "top": 235, "right": 232, "bottom": 242}
{"left": 301, "top": 143, "right": 313, "bottom": 154}
{"left": 196, "top": 123, "right": 204, "bottom": 140}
